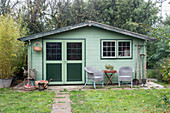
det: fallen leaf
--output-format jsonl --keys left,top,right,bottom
{"left": 124, "top": 109, "right": 127, "bottom": 110}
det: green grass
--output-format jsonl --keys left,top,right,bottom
{"left": 0, "top": 88, "right": 55, "bottom": 113}
{"left": 58, "top": 101, "right": 66, "bottom": 103}
{"left": 59, "top": 88, "right": 68, "bottom": 92}
{"left": 55, "top": 96, "right": 65, "bottom": 98}
{"left": 70, "top": 89, "right": 170, "bottom": 113}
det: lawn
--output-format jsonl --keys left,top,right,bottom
{"left": 0, "top": 88, "right": 55, "bottom": 113}
{"left": 70, "top": 89, "right": 170, "bottom": 113}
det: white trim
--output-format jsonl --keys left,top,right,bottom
{"left": 101, "top": 40, "right": 132, "bottom": 58}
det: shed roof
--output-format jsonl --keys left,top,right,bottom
{"left": 18, "top": 21, "right": 152, "bottom": 41}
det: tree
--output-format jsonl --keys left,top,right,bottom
{"left": 47, "top": 0, "right": 159, "bottom": 34}
{"left": 0, "top": 0, "right": 20, "bottom": 15}
{"left": 21, "top": 0, "right": 49, "bottom": 34}
{"left": 147, "top": 15, "right": 170, "bottom": 68}
{"left": 0, "top": 14, "right": 28, "bottom": 79}
{"left": 163, "top": 15, "right": 170, "bottom": 25}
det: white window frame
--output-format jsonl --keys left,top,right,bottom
{"left": 101, "top": 40, "right": 132, "bottom": 58}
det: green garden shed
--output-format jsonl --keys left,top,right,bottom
{"left": 18, "top": 21, "right": 152, "bottom": 85}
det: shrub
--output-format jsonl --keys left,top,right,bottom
{"left": 0, "top": 14, "right": 27, "bottom": 79}
{"left": 160, "top": 58, "right": 170, "bottom": 83}
{"left": 147, "top": 69, "right": 161, "bottom": 80}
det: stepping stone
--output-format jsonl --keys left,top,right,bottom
{"left": 52, "top": 103, "right": 71, "bottom": 109}
{"left": 148, "top": 82, "right": 164, "bottom": 89}
{"left": 54, "top": 98, "right": 70, "bottom": 103}
{"left": 51, "top": 108, "right": 71, "bottom": 113}
{"left": 55, "top": 94, "right": 69, "bottom": 97}
{"left": 51, "top": 90, "right": 72, "bottom": 113}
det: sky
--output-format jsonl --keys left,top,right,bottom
{"left": 152, "top": 0, "right": 170, "bottom": 19}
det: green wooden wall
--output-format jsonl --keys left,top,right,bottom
{"left": 28, "top": 26, "right": 146, "bottom": 84}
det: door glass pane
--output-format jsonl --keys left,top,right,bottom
{"left": 67, "top": 43, "right": 82, "bottom": 60}
{"left": 46, "top": 42, "right": 62, "bottom": 60}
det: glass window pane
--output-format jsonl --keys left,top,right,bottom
{"left": 103, "top": 42, "right": 106, "bottom": 46}
{"left": 118, "top": 42, "right": 130, "bottom": 57}
{"left": 46, "top": 42, "right": 62, "bottom": 60}
{"left": 67, "top": 43, "right": 82, "bottom": 60}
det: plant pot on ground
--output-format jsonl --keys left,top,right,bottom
{"left": 0, "top": 68, "right": 14, "bottom": 88}
{"left": 141, "top": 79, "right": 147, "bottom": 84}
{"left": 0, "top": 79, "right": 13, "bottom": 88}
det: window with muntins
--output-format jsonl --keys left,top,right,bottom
{"left": 67, "top": 43, "right": 82, "bottom": 60}
{"left": 102, "top": 41, "right": 116, "bottom": 58}
{"left": 101, "top": 40, "right": 131, "bottom": 58}
{"left": 46, "top": 42, "right": 62, "bottom": 60}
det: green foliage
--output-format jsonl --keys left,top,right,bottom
{"left": 0, "top": 0, "right": 160, "bottom": 35}
{"left": 0, "top": 0, "right": 19, "bottom": 15}
{"left": 0, "top": 88, "right": 55, "bottom": 112}
{"left": 21, "top": 0, "right": 48, "bottom": 34}
{"left": 60, "top": 88, "right": 68, "bottom": 92}
{"left": 157, "top": 92, "right": 170, "bottom": 111}
{"left": 147, "top": 25, "right": 170, "bottom": 68}
{"left": 146, "top": 69, "right": 161, "bottom": 80}
{"left": 0, "top": 14, "right": 28, "bottom": 79}
{"left": 105, "top": 64, "right": 114, "bottom": 70}
{"left": 163, "top": 16, "right": 170, "bottom": 25}
{"left": 160, "top": 59, "right": 170, "bottom": 84}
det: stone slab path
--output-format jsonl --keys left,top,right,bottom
{"left": 147, "top": 81, "right": 164, "bottom": 89}
{"left": 51, "top": 91, "right": 72, "bottom": 113}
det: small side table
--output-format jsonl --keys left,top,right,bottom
{"left": 102, "top": 70, "right": 117, "bottom": 86}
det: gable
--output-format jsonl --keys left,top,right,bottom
{"left": 41, "top": 26, "right": 140, "bottom": 41}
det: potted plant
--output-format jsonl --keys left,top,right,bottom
{"left": 0, "top": 15, "right": 27, "bottom": 88}
{"left": 105, "top": 64, "right": 114, "bottom": 71}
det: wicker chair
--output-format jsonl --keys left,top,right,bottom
{"left": 83, "top": 67, "right": 104, "bottom": 89}
{"left": 118, "top": 66, "right": 133, "bottom": 88}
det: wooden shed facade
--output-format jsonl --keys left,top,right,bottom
{"left": 18, "top": 21, "right": 152, "bottom": 84}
